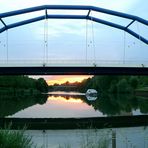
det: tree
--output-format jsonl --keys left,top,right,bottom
{"left": 130, "top": 76, "right": 138, "bottom": 89}
{"left": 109, "top": 80, "right": 117, "bottom": 93}
{"left": 117, "top": 79, "right": 131, "bottom": 93}
{"left": 36, "top": 78, "right": 48, "bottom": 92}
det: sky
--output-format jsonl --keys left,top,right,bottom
{"left": 0, "top": 0, "right": 147, "bottom": 84}
{"left": 0, "top": 1, "right": 147, "bottom": 61}
{"left": 32, "top": 75, "right": 92, "bottom": 85}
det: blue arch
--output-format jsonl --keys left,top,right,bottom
{"left": 0, "top": 5, "right": 148, "bottom": 44}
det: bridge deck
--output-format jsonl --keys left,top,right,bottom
{"left": 0, "top": 66, "right": 148, "bottom": 75}
{"left": 0, "top": 60, "right": 148, "bottom": 75}
{"left": 0, "top": 60, "right": 148, "bottom": 67}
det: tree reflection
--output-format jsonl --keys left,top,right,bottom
{"left": 83, "top": 93, "right": 148, "bottom": 116}
{"left": 0, "top": 91, "right": 148, "bottom": 118}
{"left": 0, "top": 94, "right": 48, "bottom": 117}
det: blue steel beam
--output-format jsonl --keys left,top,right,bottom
{"left": 125, "top": 28, "right": 148, "bottom": 44}
{"left": 0, "top": 5, "right": 147, "bottom": 44}
{"left": 0, "top": 15, "right": 124, "bottom": 33}
{"left": 0, "top": 5, "right": 89, "bottom": 18}
{"left": 0, "top": 14, "right": 147, "bottom": 44}
{"left": 126, "top": 20, "right": 135, "bottom": 28}
{"left": 0, "top": 27, "right": 6, "bottom": 33}
{"left": 88, "top": 16, "right": 125, "bottom": 30}
{"left": 0, "top": 15, "right": 45, "bottom": 33}
{"left": 47, "top": 14, "right": 86, "bottom": 19}
{"left": 0, "top": 15, "right": 87, "bottom": 33}
{"left": 89, "top": 16, "right": 148, "bottom": 44}
{"left": 0, "top": 5, "right": 46, "bottom": 18}
{"left": 87, "top": 10, "right": 91, "bottom": 17}
{"left": 45, "top": 9, "right": 48, "bottom": 19}
{"left": 91, "top": 6, "right": 148, "bottom": 26}
{"left": 0, "top": 15, "right": 85, "bottom": 33}
{"left": 0, "top": 5, "right": 147, "bottom": 26}
{"left": 0, "top": 18, "right": 7, "bottom": 28}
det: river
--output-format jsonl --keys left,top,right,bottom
{"left": 0, "top": 91, "right": 146, "bottom": 118}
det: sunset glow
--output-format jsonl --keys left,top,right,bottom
{"left": 48, "top": 96, "right": 83, "bottom": 103}
{"left": 47, "top": 75, "right": 92, "bottom": 85}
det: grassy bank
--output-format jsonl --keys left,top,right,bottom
{"left": 0, "top": 128, "right": 34, "bottom": 148}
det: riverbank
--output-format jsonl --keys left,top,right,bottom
{"left": 1, "top": 115, "right": 148, "bottom": 130}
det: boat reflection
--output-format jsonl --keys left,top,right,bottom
{"left": 86, "top": 95, "right": 97, "bottom": 101}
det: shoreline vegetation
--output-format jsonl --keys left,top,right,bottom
{"left": 0, "top": 76, "right": 48, "bottom": 96}
{"left": 0, "top": 76, "right": 49, "bottom": 118}
{"left": 0, "top": 76, "right": 48, "bottom": 118}
{"left": 49, "top": 75, "right": 148, "bottom": 97}
{"left": 0, "top": 126, "right": 34, "bottom": 148}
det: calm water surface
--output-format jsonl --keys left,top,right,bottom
{"left": 26, "top": 126, "right": 148, "bottom": 148}
{"left": 7, "top": 91, "right": 104, "bottom": 118}
{"left": 0, "top": 91, "right": 147, "bottom": 118}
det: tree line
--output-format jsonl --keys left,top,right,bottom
{"left": 0, "top": 76, "right": 48, "bottom": 94}
{"left": 77, "top": 76, "right": 148, "bottom": 93}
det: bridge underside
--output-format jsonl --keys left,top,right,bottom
{"left": 0, "top": 67, "right": 148, "bottom": 75}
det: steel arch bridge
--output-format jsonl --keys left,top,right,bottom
{"left": 0, "top": 5, "right": 148, "bottom": 75}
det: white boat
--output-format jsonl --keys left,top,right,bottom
{"left": 85, "top": 89, "right": 98, "bottom": 97}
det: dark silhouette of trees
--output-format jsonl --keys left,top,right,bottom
{"left": 0, "top": 76, "right": 48, "bottom": 94}
{"left": 77, "top": 76, "right": 148, "bottom": 93}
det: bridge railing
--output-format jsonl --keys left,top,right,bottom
{"left": 0, "top": 59, "right": 147, "bottom": 67}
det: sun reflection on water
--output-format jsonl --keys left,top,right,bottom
{"left": 48, "top": 96, "right": 83, "bottom": 103}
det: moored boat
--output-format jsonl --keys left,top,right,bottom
{"left": 86, "top": 89, "right": 98, "bottom": 97}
